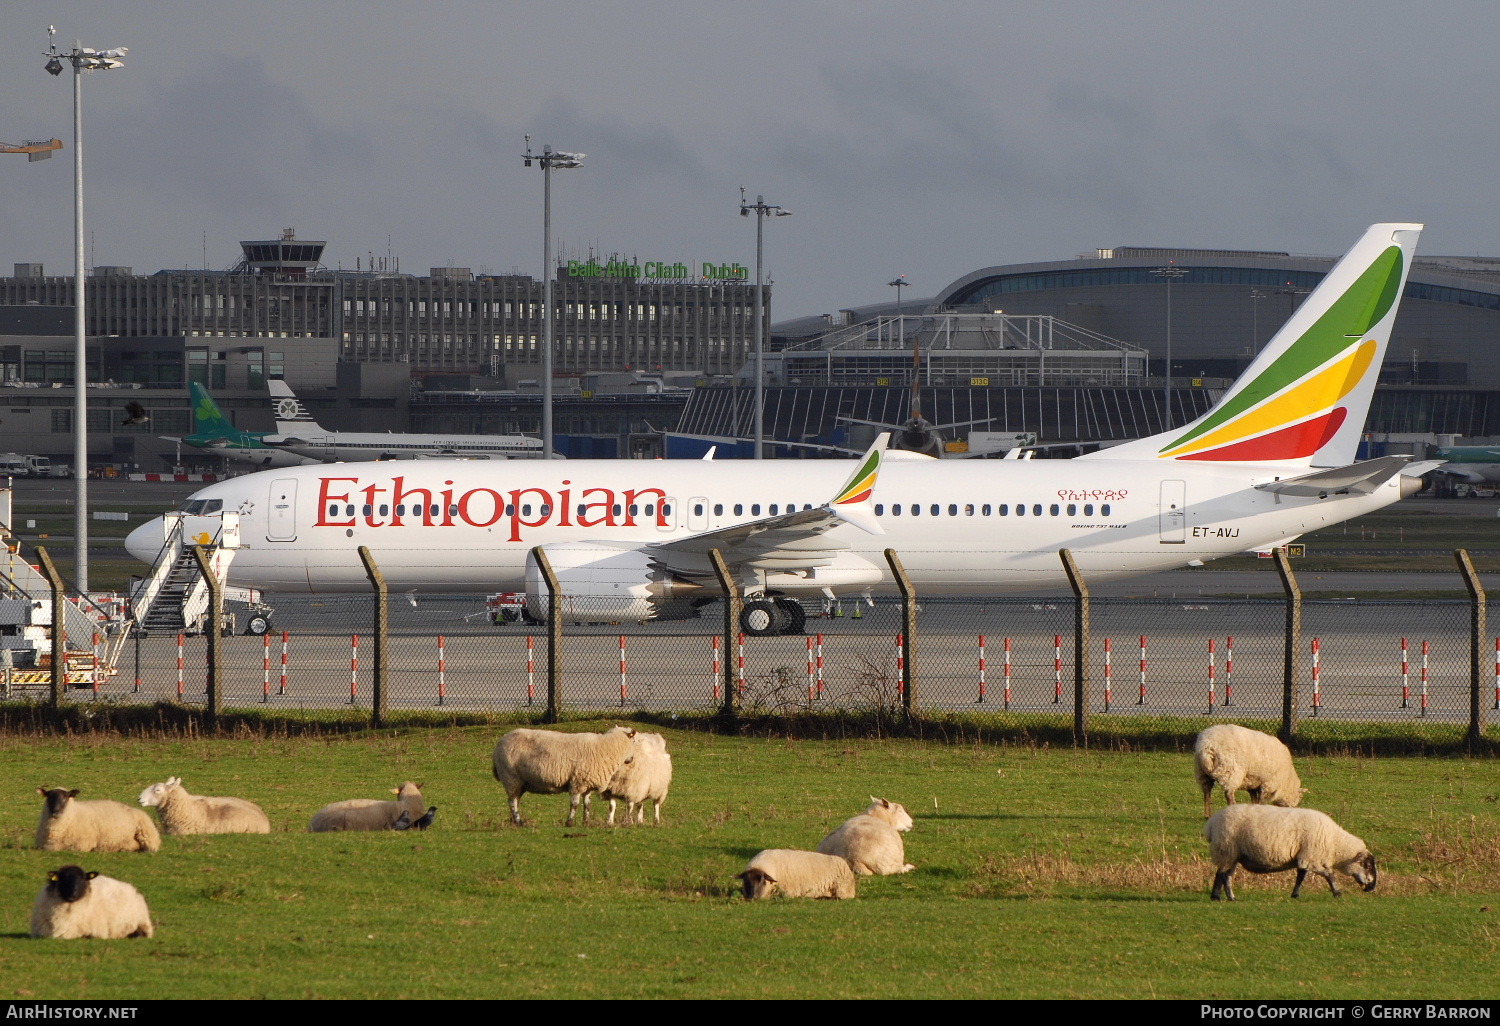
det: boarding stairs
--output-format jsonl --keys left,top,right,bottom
{"left": 127, "top": 512, "right": 242, "bottom": 641}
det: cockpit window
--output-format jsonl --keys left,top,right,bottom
{"left": 178, "top": 499, "right": 223, "bottom": 515}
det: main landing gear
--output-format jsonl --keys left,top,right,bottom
{"left": 738, "top": 596, "right": 808, "bottom": 637}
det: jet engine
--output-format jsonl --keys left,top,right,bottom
{"left": 523, "top": 542, "right": 704, "bottom": 624}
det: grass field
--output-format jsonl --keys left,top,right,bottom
{"left": 2, "top": 721, "right": 1497, "bottom": 1000}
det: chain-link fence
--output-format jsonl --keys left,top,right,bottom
{"left": 7, "top": 547, "right": 1497, "bottom": 748}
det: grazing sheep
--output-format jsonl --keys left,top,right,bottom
{"left": 308, "top": 781, "right": 425, "bottom": 832}
{"left": 736, "top": 850, "right": 858, "bottom": 900}
{"left": 30, "top": 865, "right": 153, "bottom": 940}
{"left": 603, "top": 731, "right": 672, "bottom": 826}
{"left": 491, "top": 726, "right": 637, "bottom": 827}
{"left": 1202, "top": 804, "right": 1377, "bottom": 901}
{"left": 1193, "top": 724, "right": 1305, "bottom": 818}
{"left": 35, "top": 787, "right": 161, "bottom": 854}
{"left": 816, "top": 796, "right": 916, "bottom": 876}
{"left": 137, "top": 776, "right": 271, "bottom": 835}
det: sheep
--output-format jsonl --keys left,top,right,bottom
{"left": 491, "top": 726, "right": 638, "bottom": 827}
{"left": 30, "top": 865, "right": 153, "bottom": 940}
{"left": 816, "top": 796, "right": 916, "bottom": 875}
{"left": 736, "top": 849, "right": 858, "bottom": 900}
{"left": 603, "top": 731, "right": 672, "bottom": 826}
{"left": 137, "top": 776, "right": 271, "bottom": 835}
{"left": 35, "top": 787, "right": 161, "bottom": 854}
{"left": 1202, "top": 804, "right": 1378, "bottom": 901}
{"left": 308, "top": 781, "right": 425, "bottom": 832}
{"left": 1193, "top": 723, "right": 1305, "bottom": 818}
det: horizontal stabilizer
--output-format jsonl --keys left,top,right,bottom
{"left": 1253, "top": 455, "right": 1411, "bottom": 498}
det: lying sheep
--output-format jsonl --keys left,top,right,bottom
{"left": 308, "top": 781, "right": 425, "bottom": 832}
{"left": 603, "top": 731, "right": 672, "bottom": 826}
{"left": 737, "top": 849, "right": 857, "bottom": 900}
{"left": 1193, "top": 723, "right": 1304, "bottom": 818}
{"left": 30, "top": 865, "right": 153, "bottom": 940}
{"left": 1202, "top": 804, "right": 1377, "bottom": 901}
{"left": 35, "top": 787, "right": 161, "bottom": 854}
{"left": 137, "top": 776, "right": 271, "bottom": 835}
{"left": 492, "top": 726, "right": 637, "bottom": 827}
{"left": 816, "top": 796, "right": 916, "bottom": 875}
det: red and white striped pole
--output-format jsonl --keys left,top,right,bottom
{"left": 176, "top": 633, "right": 185, "bottom": 699}
{"left": 348, "top": 634, "right": 359, "bottom": 706}
{"left": 977, "top": 634, "right": 987, "bottom": 704}
{"left": 806, "top": 636, "right": 816, "bottom": 702}
{"left": 278, "top": 631, "right": 289, "bottom": 696}
{"left": 1494, "top": 637, "right": 1499, "bottom": 711}
{"left": 896, "top": 633, "right": 905, "bottom": 697}
{"left": 736, "top": 632, "right": 746, "bottom": 697}
{"left": 1137, "top": 635, "right": 1148, "bottom": 705}
{"left": 1053, "top": 634, "right": 1063, "bottom": 704}
{"left": 1003, "top": 637, "right": 1013, "bottom": 710}
{"left": 1207, "top": 638, "right": 1217, "bottom": 713}
{"left": 1420, "top": 640, "right": 1430, "bottom": 718}
{"left": 526, "top": 635, "right": 536, "bottom": 706}
{"left": 816, "top": 636, "right": 828, "bottom": 702}
{"left": 1400, "top": 637, "right": 1410, "bottom": 709}
{"left": 711, "top": 635, "right": 721, "bottom": 702}
{"left": 1103, "top": 637, "right": 1113, "bottom": 712}
{"left": 261, "top": 633, "right": 271, "bottom": 704}
{"left": 1223, "top": 635, "right": 1234, "bottom": 707}
{"left": 1310, "top": 637, "right": 1321, "bottom": 717}
{"left": 437, "top": 635, "right": 447, "bottom": 707}
{"left": 618, "top": 635, "right": 628, "bottom": 707}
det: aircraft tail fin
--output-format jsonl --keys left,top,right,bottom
{"left": 267, "top": 379, "right": 322, "bottom": 433}
{"left": 189, "top": 382, "right": 244, "bottom": 439}
{"left": 1083, "top": 222, "right": 1422, "bottom": 467}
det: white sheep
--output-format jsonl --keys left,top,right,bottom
{"left": 736, "top": 849, "right": 858, "bottom": 900}
{"left": 1202, "top": 804, "right": 1378, "bottom": 901}
{"left": 35, "top": 787, "right": 161, "bottom": 854}
{"left": 816, "top": 796, "right": 916, "bottom": 875}
{"left": 137, "top": 776, "right": 271, "bottom": 835}
{"left": 1193, "top": 723, "right": 1305, "bottom": 818}
{"left": 30, "top": 865, "right": 153, "bottom": 940}
{"left": 603, "top": 731, "right": 672, "bottom": 826}
{"left": 308, "top": 781, "right": 425, "bottom": 832}
{"left": 492, "top": 726, "right": 638, "bottom": 827}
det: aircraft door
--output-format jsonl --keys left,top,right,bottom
{"left": 659, "top": 496, "right": 680, "bottom": 533}
{"left": 687, "top": 496, "right": 710, "bottom": 533}
{"left": 1159, "top": 480, "right": 1186, "bottom": 544}
{"left": 268, "top": 478, "right": 298, "bottom": 542}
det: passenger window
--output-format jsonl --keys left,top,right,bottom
{"left": 379, "top": 505, "right": 389, "bottom": 517}
{"left": 579, "top": 504, "right": 588, "bottom": 518}
{"left": 362, "top": 505, "right": 373, "bottom": 517}
{"left": 964, "top": 504, "right": 974, "bottom": 516}
{"left": 930, "top": 504, "right": 940, "bottom": 516}
{"left": 1016, "top": 504, "right": 1025, "bottom": 516}
{"left": 1067, "top": 503, "right": 1076, "bottom": 516}
{"left": 613, "top": 504, "right": 622, "bottom": 517}
{"left": 327, "top": 504, "right": 338, "bottom": 518}
{"left": 449, "top": 505, "right": 458, "bottom": 517}
{"left": 1102, "top": 503, "right": 1111, "bottom": 516}
{"left": 751, "top": 504, "right": 761, "bottom": 516}
{"left": 693, "top": 503, "right": 704, "bottom": 517}
{"left": 505, "top": 505, "right": 515, "bottom": 516}
{"left": 875, "top": 503, "right": 884, "bottom": 516}
{"left": 1049, "top": 504, "right": 1059, "bottom": 516}
{"left": 540, "top": 504, "right": 551, "bottom": 516}
{"left": 662, "top": 504, "right": 671, "bottom": 517}
{"left": 892, "top": 504, "right": 902, "bottom": 516}
{"left": 430, "top": 504, "right": 440, "bottom": 517}
{"left": 713, "top": 503, "right": 723, "bottom": 516}
{"left": 629, "top": 504, "right": 639, "bottom": 516}
{"left": 645, "top": 504, "right": 656, "bottom": 517}
{"left": 1032, "top": 504, "right": 1043, "bottom": 516}
{"left": 734, "top": 504, "right": 743, "bottom": 516}
{"left": 769, "top": 504, "right": 778, "bottom": 516}
{"left": 346, "top": 505, "right": 355, "bottom": 517}
{"left": 1084, "top": 504, "right": 1093, "bottom": 516}
{"left": 948, "top": 504, "right": 958, "bottom": 516}
{"left": 982, "top": 504, "right": 992, "bottom": 516}
{"left": 522, "top": 505, "right": 532, "bottom": 516}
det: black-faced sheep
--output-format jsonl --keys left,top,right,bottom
{"left": 308, "top": 781, "right": 425, "bottom": 832}
{"left": 35, "top": 787, "right": 161, "bottom": 854}
{"left": 30, "top": 865, "right": 153, "bottom": 939}
{"left": 816, "top": 796, "right": 916, "bottom": 875}
{"left": 737, "top": 849, "right": 858, "bottom": 900}
{"left": 1202, "top": 804, "right": 1377, "bottom": 901}
{"left": 137, "top": 776, "right": 271, "bottom": 835}
{"left": 603, "top": 731, "right": 671, "bottom": 826}
{"left": 1193, "top": 723, "right": 1305, "bottom": 818}
{"left": 491, "top": 726, "right": 637, "bottom": 826}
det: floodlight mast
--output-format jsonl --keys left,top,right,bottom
{"left": 45, "top": 28, "right": 127, "bottom": 594}
{"left": 524, "top": 140, "right": 585, "bottom": 460}
{"left": 739, "top": 188, "right": 791, "bottom": 459}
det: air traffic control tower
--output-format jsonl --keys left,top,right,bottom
{"left": 232, "top": 228, "right": 326, "bottom": 279}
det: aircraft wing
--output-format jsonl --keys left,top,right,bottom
{"left": 1254, "top": 455, "right": 1412, "bottom": 497}
{"left": 644, "top": 434, "right": 888, "bottom": 575}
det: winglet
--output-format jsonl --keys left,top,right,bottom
{"left": 828, "top": 432, "right": 888, "bottom": 535}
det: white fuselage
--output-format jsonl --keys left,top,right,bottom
{"left": 126, "top": 457, "right": 1410, "bottom": 597}
{"left": 264, "top": 431, "right": 544, "bottom": 463}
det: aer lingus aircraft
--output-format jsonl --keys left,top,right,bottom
{"left": 168, "top": 383, "right": 319, "bottom": 470}
{"left": 127, "top": 223, "right": 1433, "bottom": 635}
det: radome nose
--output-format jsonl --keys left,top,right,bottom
{"left": 124, "top": 518, "right": 164, "bottom": 563}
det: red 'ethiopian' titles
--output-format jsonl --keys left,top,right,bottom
{"left": 314, "top": 476, "right": 669, "bottom": 542}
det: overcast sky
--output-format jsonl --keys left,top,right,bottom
{"left": 3, "top": 1, "right": 1496, "bottom": 321}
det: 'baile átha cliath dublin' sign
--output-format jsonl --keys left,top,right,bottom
{"left": 565, "top": 259, "right": 749, "bottom": 281}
